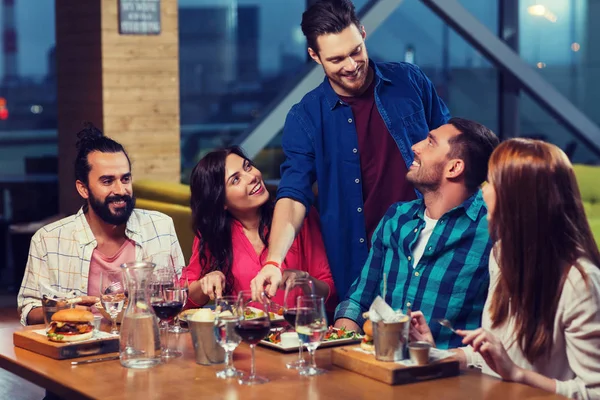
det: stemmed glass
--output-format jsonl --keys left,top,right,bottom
{"left": 150, "top": 265, "right": 184, "bottom": 359}
{"left": 170, "top": 271, "right": 189, "bottom": 333}
{"left": 235, "top": 290, "right": 271, "bottom": 385}
{"left": 100, "top": 270, "right": 126, "bottom": 335}
{"left": 283, "top": 277, "right": 315, "bottom": 369}
{"left": 214, "top": 295, "right": 242, "bottom": 379}
{"left": 295, "top": 295, "right": 328, "bottom": 376}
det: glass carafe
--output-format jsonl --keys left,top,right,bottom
{"left": 119, "top": 261, "right": 161, "bottom": 369}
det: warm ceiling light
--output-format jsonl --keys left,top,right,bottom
{"left": 545, "top": 12, "right": 558, "bottom": 22}
{"left": 528, "top": 4, "right": 546, "bottom": 16}
{"left": 571, "top": 42, "right": 581, "bottom": 52}
{"left": 536, "top": 62, "right": 547, "bottom": 69}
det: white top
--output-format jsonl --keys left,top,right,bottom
{"left": 461, "top": 252, "right": 600, "bottom": 399}
{"left": 411, "top": 212, "right": 438, "bottom": 268}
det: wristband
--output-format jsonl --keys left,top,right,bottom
{"left": 263, "top": 261, "right": 282, "bottom": 271}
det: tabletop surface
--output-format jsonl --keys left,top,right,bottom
{"left": 0, "top": 323, "right": 566, "bottom": 400}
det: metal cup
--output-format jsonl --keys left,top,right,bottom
{"left": 373, "top": 312, "right": 410, "bottom": 362}
{"left": 41, "top": 297, "right": 72, "bottom": 328}
{"left": 408, "top": 341, "right": 432, "bottom": 365}
{"left": 188, "top": 320, "right": 225, "bottom": 365}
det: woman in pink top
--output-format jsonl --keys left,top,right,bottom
{"left": 182, "top": 146, "right": 336, "bottom": 310}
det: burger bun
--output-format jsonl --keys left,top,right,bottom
{"left": 51, "top": 308, "right": 94, "bottom": 323}
{"left": 363, "top": 319, "right": 373, "bottom": 337}
{"left": 360, "top": 340, "right": 374, "bottom": 352}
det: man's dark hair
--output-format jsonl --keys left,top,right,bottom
{"left": 74, "top": 122, "right": 131, "bottom": 185}
{"left": 447, "top": 117, "right": 499, "bottom": 191}
{"left": 301, "top": 0, "right": 361, "bottom": 54}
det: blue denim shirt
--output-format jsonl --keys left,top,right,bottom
{"left": 276, "top": 61, "right": 450, "bottom": 300}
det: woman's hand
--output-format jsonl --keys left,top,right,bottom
{"left": 458, "top": 328, "right": 524, "bottom": 382}
{"left": 409, "top": 310, "right": 435, "bottom": 346}
{"left": 199, "top": 271, "right": 226, "bottom": 300}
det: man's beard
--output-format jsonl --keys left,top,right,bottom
{"left": 326, "top": 59, "right": 369, "bottom": 96}
{"left": 87, "top": 190, "right": 135, "bottom": 226}
{"left": 407, "top": 161, "right": 445, "bottom": 194}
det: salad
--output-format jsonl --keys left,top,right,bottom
{"left": 265, "top": 326, "right": 359, "bottom": 344}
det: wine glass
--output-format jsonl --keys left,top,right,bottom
{"left": 295, "top": 295, "right": 328, "bottom": 376}
{"left": 235, "top": 290, "right": 271, "bottom": 385}
{"left": 214, "top": 295, "right": 242, "bottom": 379}
{"left": 283, "top": 277, "right": 315, "bottom": 369}
{"left": 170, "top": 270, "right": 189, "bottom": 334}
{"left": 150, "top": 265, "right": 184, "bottom": 359}
{"left": 100, "top": 270, "right": 126, "bottom": 334}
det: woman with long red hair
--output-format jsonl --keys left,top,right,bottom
{"left": 410, "top": 138, "right": 600, "bottom": 398}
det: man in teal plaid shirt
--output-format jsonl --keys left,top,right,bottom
{"left": 334, "top": 117, "right": 499, "bottom": 349}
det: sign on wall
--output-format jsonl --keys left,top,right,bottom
{"left": 119, "top": 0, "right": 161, "bottom": 35}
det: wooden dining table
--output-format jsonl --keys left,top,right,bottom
{"left": 0, "top": 323, "right": 566, "bottom": 400}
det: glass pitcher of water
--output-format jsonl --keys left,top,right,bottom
{"left": 119, "top": 261, "right": 161, "bottom": 369}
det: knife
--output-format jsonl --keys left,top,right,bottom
{"left": 71, "top": 355, "right": 119, "bottom": 365}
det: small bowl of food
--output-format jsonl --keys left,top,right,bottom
{"left": 178, "top": 308, "right": 202, "bottom": 328}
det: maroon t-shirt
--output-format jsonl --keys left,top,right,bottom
{"left": 339, "top": 78, "right": 417, "bottom": 246}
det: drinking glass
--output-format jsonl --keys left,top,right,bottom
{"left": 295, "top": 295, "right": 327, "bottom": 376}
{"left": 150, "top": 265, "right": 184, "bottom": 359}
{"left": 235, "top": 290, "right": 270, "bottom": 385}
{"left": 214, "top": 296, "right": 242, "bottom": 379}
{"left": 100, "top": 270, "right": 126, "bottom": 334}
{"left": 283, "top": 277, "right": 315, "bottom": 369}
{"left": 170, "top": 270, "right": 189, "bottom": 334}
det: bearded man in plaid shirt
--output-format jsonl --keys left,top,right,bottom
{"left": 18, "top": 123, "right": 185, "bottom": 326}
{"left": 334, "top": 118, "right": 499, "bottom": 349}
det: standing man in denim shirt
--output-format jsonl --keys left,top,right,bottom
{"left": 251, "top": 0, "right": 450, "bottom": 302}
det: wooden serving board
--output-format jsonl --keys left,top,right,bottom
{"left": 332, "top": 345, "right": 460, "bottom": 385}
{"left": 13, "top": 327, "right": 119, "bottom": 360}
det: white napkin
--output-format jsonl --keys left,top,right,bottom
{"left": 33, "top": 329, "right": 118, "bottom": 341}
{"left": 369, "top": 296, "right": 404, "bottom": 323}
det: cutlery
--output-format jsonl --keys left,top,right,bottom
{"left": 437, "top": 318, "right": 457, "bottom": 334}
{"left": 71, "top": 355, "right": 119, "bottom": 365}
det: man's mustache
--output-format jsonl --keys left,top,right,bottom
{"left": 105, "top": 195, "right": 133, "bottom": 204}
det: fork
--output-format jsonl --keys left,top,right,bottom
{"left": 437, "top": 318, "right": 458, "bottom": 334}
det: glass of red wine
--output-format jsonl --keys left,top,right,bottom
{"left": 235, "top": 290, "right": 271, "bottom": 385}
{"left": 169, "top": 269, "right": 189, "bottom": 334}
{"left": 283, "top": 277, "right": 315, "bottom": 370}
{"left": 150, "top": 265, "right": 184, "bottom": 359}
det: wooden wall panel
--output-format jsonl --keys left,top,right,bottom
{"left": 101, "top": 0, "right": 180, "bottom": 186}
{"left": 57, "top": 0, "right": 181, "bottom": 213}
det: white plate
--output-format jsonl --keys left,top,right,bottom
{"left": 258, "top": 329, "right": 362, "bottom": 353}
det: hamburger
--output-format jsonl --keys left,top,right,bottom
{"left": 47, "top": 309, "right": 94, "bottom": 342}
{"left": 360, "top": 319, "right": 374, "bottom": 352}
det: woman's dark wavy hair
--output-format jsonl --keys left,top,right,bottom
{"left": 189, "top": 146, "right": 273, "bottom": 294}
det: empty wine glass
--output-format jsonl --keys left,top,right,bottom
{"left": 235, "top": 290, "right": 270, "bottom": 385}
{"left": 283, "top": 277, "right": 315, "bottom": 369}
{"left": 100, "top": 270, "right": 126, "bottom": 334}
{"left": 295, "top": 295, "right": 327, "bottom": 376}
{"left": 214, "top": 295, "right": 242, "bottom": 379}
{"left": 150, "top": 265, "right": 184, "bottom": 359}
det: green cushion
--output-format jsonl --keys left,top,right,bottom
{"left": 573, "top": 164, "right": 600, "bottom": 247}
{"left": 134, "top": 180, "right": 190, "bottom": 207}
{"left": 136, "top": 198, "right": 193, "bottom": 264}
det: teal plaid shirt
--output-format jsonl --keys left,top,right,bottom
{"left": 334, "top": 191, "right": 492, "bottom": 349}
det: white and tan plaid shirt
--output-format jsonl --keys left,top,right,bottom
{"left": 17, "top": 208, "right": 185, "bottom": 325}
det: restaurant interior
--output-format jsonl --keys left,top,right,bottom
{"left": 0, "top": 0, "right": 599, "bottom": 399}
